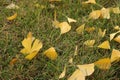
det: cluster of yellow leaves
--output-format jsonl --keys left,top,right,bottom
{"left": 20, "top": 32, "right": 58, "bottom": 60}
{"left": 89, "top": 7, "right": 120, "bottom": 19}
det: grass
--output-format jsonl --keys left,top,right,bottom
{"left": 0, "top": 0, "right": 120, "bottom": 80}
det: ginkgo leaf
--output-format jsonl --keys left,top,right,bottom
{"left": 6, "top": 3, "right": 19, "bottom": 9}
{"left": 52, "top": 20, "right": 60, "bottom": 28}
{"left": 7, "top": 13, "right": 17, "bottom": 20}
{"left": 98, "top": 28, "right": 106, "bottom": 38}
{"left": 76, "top": 24, "right": 85, "bottom": 34}
{"left": 68, "top": 57, "right": 73, "bottom": 64}
{"left": 112, "top": 7, "right": 120, "bottom": 14}
{"left": 25, "top": 51, "right": 38, "bottom": 60}
{"left": 101, "top": 7, "right": 110, "bottom": 19}
{"left": 67, "top": 17, "right": 77, "bottom": 23}
{"left": 89, "top": 10, "right": 101, "bottom": 19}
{"left": 114, "top": 35, "right": 120, "bottom": 43}
{"left": 110, "top": 31, "right": 120, "bottom": 41}
{"left": 77, "top": 63, "right": 94, "bottom": 76}
{"left": 44, "top": 47, "right": 58, "bottom": 60}
{"left": 97, "top": 40, "right": 110, "bottom": 49}
{"left": 83, "top": 0, "right": 96, "bottom": 4}
{"left": 59, "top": 22, "right": 71, "bottom": 34}
{"left": 114, "top": 26, "right": 120, "bottom": 30}
{"left": 85, "top": 27, "right": 95, "bottom": 33}
{"left": 111, "top": 49, "right": 120, "bottom": 63}
{"left": 59, "top": 65, "right": 66, "bottom": 79}
{"left": 84, "top": 40, "right": 95, "bottom": 47}
{"left": 68, "top": 69, "right": 85, "bottom": 80}
{"left": 20, "top": 32, "right": 43, "bottom": 60}
{"left": 10, "top": 58, "right": 18, "bottom": 65}
{"left": 94, "top": 58, "right": 111, "bottom": 70}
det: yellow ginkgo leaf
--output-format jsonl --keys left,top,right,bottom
{"left": 68, "top": 57, "right": 73, "bottom": 64}
{"left": 114, "top": 35, "right": 120, "bottom": 43}
{"left": 20, "top": 32, "right": 43, "bottom": 60}
{"left": 94, "top": 58, "right": 111, "bottom": 70}
{"left": 77, "top": 63, "right": 95, "bottom": 76}
{"left": 6, "top": 3, "right": 19, "bottom": 9}
{"left": 110, "top": 30, "right": 120, "bottom": 41}
{"left": 9, "top": 58, "right": 18, "bottom": 65}
{"left": 25, "top": 51, "right": 38, "bottom": 60}
{"left": 98, "top": 28, "right": 106, "bottom": 38}
{"left": 68, "top": 69, "right": 85, "bottom": 80}
{"left": 101, "top": 7, "right": 110, "bottom": 19}
{"left": 85, "top": 27, "right": 95, "bottom": 33}
{"left": 97, "top": 40, "right": 110, "bottom": 49}
{"left": 52, "top": 20, "right": 60, "bottom": 28}
{"left": 89, "top": 10, "right": 101, "bottom": 19}
{"left": 59, "top": 22, "right": 71, "bottom": 34}
{"left": 44, "top": 47, "right": 58, "bottom": 60}
{"left": 76, "top": 24, "right": 85, "bottom": 34}
{"left": 67, "top": 17, "right": 77, "bottom": 23}
{"left": 111, "top": 49, "right": 120, "bottom": 63}
{"left": 84, "top": 0, "right": 96, "bottom": 4}
{"left": 114, "top": 26, "right": 120, "bottom": 30}
{"left": 84, "top": 40, "right": 95, "bottom": 47}
{"left": 59, "top": 65, "right": 66, "bottom": 79}
{"left": 7, "top": 13, "right": 17, "bottom": 20}
{"left": 112, "top": 7, "right": 120, "bottom": 14}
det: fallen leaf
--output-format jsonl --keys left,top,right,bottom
{"left": 98, "top": 28, "right": 106, "bottom": 38}
{"left": 49, "top": 0, "right": 61, "bottom": 2}
{"left": 59, "top": 65, "right": 66, "bottom": 79}
{"left": 20, "top": 32, "right": 43, "bottom": 60}
{"left": 6, "top": 3, "right": 19, "bottom": 9}
{"left": 83, "top": 0, "right": 96, "bottom": 4}
{"left": 110, "top": 30, "right": 120, "bottom": 41}
{"left": 114, "top": 26, "right": 120, "bottom": 30}
{"left": 76, "top": 24, "right": 85, "bottom": 34}
{"left": 85, "top": 27, "right": 95, "bottom": 33}
{"left": 112, "top": 7, "right": 120, "bottom": 14}
{"left": 67, "top": 17, "right": 77, "bottom": 23}
{"left": 114, "top": 35, "right": 120, "bottom": 43}
{"left": 59, "top": 22, "right": 71, "bottom": 34}
{"left": 7, "top": 13, "right": 17, "bottom": 20}
{"left": 68, "top": 69, "right": 85, "bottom": 80}
{"left": 52, "top": 20, "right": 60, "bottom": 28}
{"left": 10, "top": 58, "right": 18, "bottom": 65}
{"left": 94, "top": 58, "right": 111, "bottom": 70}
{"left": 111, "top": 49, "right": 120, "bottom": 63}
{"left": 44, "top": 47, "right": 58, "bottom": 60}
{"left": 74, "top": 45, "right": 78, "bottom": 56}
{"left": 101, "top": 7, "right": 110, "bottom": 19}
{"left": 89, "top": 10, "right": 101, "bottom": 19}
{"left": 97, "top": 40, "right": 110, "bottom": 49}
{"left": 68, "top": 57, "right": 73, "bottom": 64}
{"left": 77, "top": 63, "right": 94, "bottom": 76}
{"left": 84, "top": 40, "right": 95, "bottom": 47}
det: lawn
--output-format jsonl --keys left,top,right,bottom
{"left": 0, "top": 0, "right": 120, "bottom": 80}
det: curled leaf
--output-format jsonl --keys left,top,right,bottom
{"left": 10, "top": 58, "right": 18, "bottom": 65}
{"left": 44, "top": 47, "right": 58, "bottom": 60}
{"left": 83, "top": 0, "right": 96, "bottom": 4}
{"left": 98, "top": 28, "right": 106, "bottom": 38}
{"left": 85, "top": 27, "right": 95, "bottom": 33}
{"left": 67, "top": 17, "right": 77, "bottom": 23}
{"left": 101, "top": 8, "right": 110, "bottom": 19}
{"left": 110, "top": 31, "right": 120, "bottom": 41}
{"left": 7, "top": 13, "right": 17, "bottom": 20}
